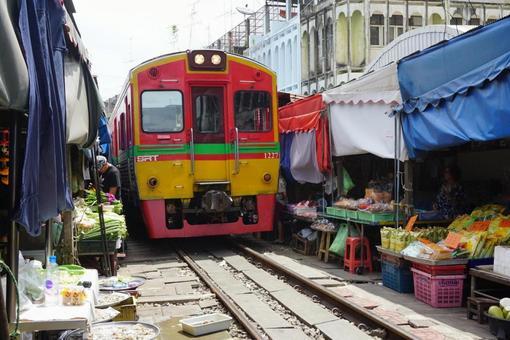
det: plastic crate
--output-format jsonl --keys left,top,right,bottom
{"left": 382, "top": 260, "right": 414, "bottom": 293}
{"left": 357, "top": 211, "right": 402, "bottom": 223}
{"left": 326, "top": 207, "right": 337, "bottom": 216}
{"left": 334, "top": 208, "right": 347, "bottom": 218}
{"left": 346, "top": 210, "right": 358, "bottom": 219}
{"left": 412, "top": 262, "right": 466, "bottom": 276}
{"left": 381, "top": 253, "right": 406, "bottom": 267}
{"left": 411, "top": 268, "right": 466, "bottom": 308}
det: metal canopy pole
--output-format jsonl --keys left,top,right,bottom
{"left": 394, "top": 113, "right": 399, "bottom": 228}
{"left": 44, "top": 219, "right": 53, "bottom": 267}
{"left": 91, "top": 146, "right": 112, "bottom": 277}
{"left": 7, "top": 114, "right": 20, "bottom": 323}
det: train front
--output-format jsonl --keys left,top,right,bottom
{"left": 133, "top": 50, "right": 279, "bottom": 238}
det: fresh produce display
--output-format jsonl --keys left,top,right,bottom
{"left": 470, "top": 204, "right": 506, "bottom": 220}
{"left": 334, "top": 198, "right": 393, "bottom": 213}
{"left": 445, "top": 205, "right": 510, "bottom": 258}
{"left": 394, "top": 205, "right": 510, "bottom": 260}
{"left": 380, "top": 227, "right": 449, "bottom": 252}
{"left": 74, "top": 190, "right": 127, "bottom": 241}
{"left": 488, "top": 298, "right": 510, "bottom": 320}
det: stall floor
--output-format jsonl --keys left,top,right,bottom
{"left": 239, "top": 237, "right": 493, "bottom": 339}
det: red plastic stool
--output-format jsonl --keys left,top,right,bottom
{"left": 344, "top": 237, "right": 373, "bottom": 273}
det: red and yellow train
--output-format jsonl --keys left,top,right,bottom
{"left": 110, "top": 50, "right": 279, "bottom": 238}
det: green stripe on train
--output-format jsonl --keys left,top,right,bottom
{"left": 133, "top": 143, "right": 280, "bottom": 156}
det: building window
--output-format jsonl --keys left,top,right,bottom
{"left": 450, "top": 16, "right": 463, "bottom": 25}
{"left": 486, "top": 18, "right": 497, "bottom": 24}
{"left": 469, "top": 17, "right": 480, "bottom": 25}
{"left": 325, "top": 21, "right": 333, "bottom": 71}
{"left": 141, "top": 91, "right": 183, "bottom": 133}
{"left": 370, "top": 14, "right": 384, "bottom": 46}
{"left": 409, "top": 15, "right": 423, "bottom": 29}
{"left": 389, "top": 14, "right": 404, "bottom": 43}
{"left": 234, "top": 91, "right": 271, "bottom": 132}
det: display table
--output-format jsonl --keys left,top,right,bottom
{"left": 16, "top": 269, "right": 98, "bottom": 333}
{"left": 402, "top": 256, "right": 469, "bottom": 266}
{"left": 376, "top": 246, "right": 404, "bottom": 259}
{"left": 470, "top": 265, "right": 510, "bottom": 301}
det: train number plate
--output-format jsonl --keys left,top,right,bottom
{"left": 137, "top": 155, "right": 159, "bottom": 162}
{"left": 264, "top": 152, "right": 279, "bottom": 159}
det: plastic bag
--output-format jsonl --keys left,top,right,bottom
{"left": 329, "top": 224, "right": 359, "bottom": 256}
{"left": 18, "top": 254, "right": 45, "bottom": 311}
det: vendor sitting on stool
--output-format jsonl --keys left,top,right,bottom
{"left": 433, "top": 165, "right": 467, "bottom": 219}
{"left": 96, "top": 155, "right": 121, "bottom": 199}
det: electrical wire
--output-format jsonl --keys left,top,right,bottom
{"left": 0, "top": 260, "right": 19, "bottom": 337}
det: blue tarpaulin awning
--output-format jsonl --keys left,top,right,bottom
{"left": 397, "top": 16, "right": 510, "bottom": 159}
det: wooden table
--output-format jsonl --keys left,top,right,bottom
{"left": 470, "top": 265, "right": 510, "bottom": 301}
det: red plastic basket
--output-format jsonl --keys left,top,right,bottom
{"left": 411, "top": 268, "right": 466, "bottom": 308}
{"left": 412, "top": 262, "right": 466, "bottom": 275}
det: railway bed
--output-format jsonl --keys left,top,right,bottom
{"left": 119, "top": 237, "right": 417, "bottom": 340}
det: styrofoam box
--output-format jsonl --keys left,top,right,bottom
{"left": 180, "top": 313, "right": 233, "bottom": 336}
{"left": 494, "top": 246, "right": 510, "bottom": 277}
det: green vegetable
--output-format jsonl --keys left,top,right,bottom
{"left": 489, "top": 306, "right": 504, "bottom": 319}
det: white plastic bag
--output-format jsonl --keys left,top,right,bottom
{"left": 18, "top": 253, "right": 45, "bottom": 310}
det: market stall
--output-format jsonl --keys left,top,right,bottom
{"left": 0, "top": 0, "right": 124, "bottom": 337}
{"left": 277, "top": 94, "right": 332, "bottom": 254}
{"left": 378, "top": 16, "right": 510, "bottom": 321}
{"left": 317, "top": 64, "right": 409, "bottom": 272}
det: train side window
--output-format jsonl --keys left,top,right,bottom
{"left": 119, "top": 113, "right": 126, "bottom": 150}
{"left": 141, "top": 91, "right": 183, "bottom": 133}
{"left": 234, "top": 91, "right": 271, "bottom": 132}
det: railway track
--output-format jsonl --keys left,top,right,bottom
{"left": 121, "top": 237, "right": 416, "bottom": 340}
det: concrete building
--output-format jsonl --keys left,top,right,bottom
{"left": 246, "top": 1, "right": 301, "bottom": 94}
{"left": 208, "top": 1, "right": 301, "bottom": 93}
{"left": 299, "top": 0, "right": 510, "bottom": 95}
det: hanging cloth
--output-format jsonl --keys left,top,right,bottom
{"left": 16, "top": 0, "right": 73, "bottom": 235}
{"left": 279, "top": 133, "right": 295, "bottom": 183}
{"left": 290, "top": 132, "right": 324, "bottom": 184}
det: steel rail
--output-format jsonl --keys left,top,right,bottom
{"left": 234, "top": 242, "right": 418, "bottom": 340}
{"left": 175, "top": 249, "right": 265, "bottom": 340}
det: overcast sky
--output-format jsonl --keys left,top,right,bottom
{"left": 73, "top": 0, "right": 265, "bottom": 100}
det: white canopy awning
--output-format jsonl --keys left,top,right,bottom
{"left": 0, "top": 0, "right": 28, "bottom": 112}
{"left": 322, "top": 64, "right": 408, "bottom": 161}
{"left": 322, "top": 63, "right": 401, "bottom": 105}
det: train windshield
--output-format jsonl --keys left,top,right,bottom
{"left": 141, "top": 90, "right": 183, "bottom": 133}
{"left": 234, "top": 91, "right": 271, "bottom": 132}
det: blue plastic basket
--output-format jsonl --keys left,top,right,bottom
{"left": 382, "top": 260, "right": 414, "bottom": 293}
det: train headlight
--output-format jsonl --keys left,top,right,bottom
{"left": 147, "top": 177, "right": 159, "bottom": 188}
{"left": 211, "top": 54, "right": 222, "bottom": 65}
{"left": 194, "top": 53, "right": 205, "bottom": 65}
{"left": 263, "top": 173, "right": 272, "bottom": 183}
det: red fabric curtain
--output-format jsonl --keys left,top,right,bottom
{"left": 278, "top": 94, "right": 330, "bottom": 173}
{"left": 278, "top": 94, "right": 324, "bottom": 133}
